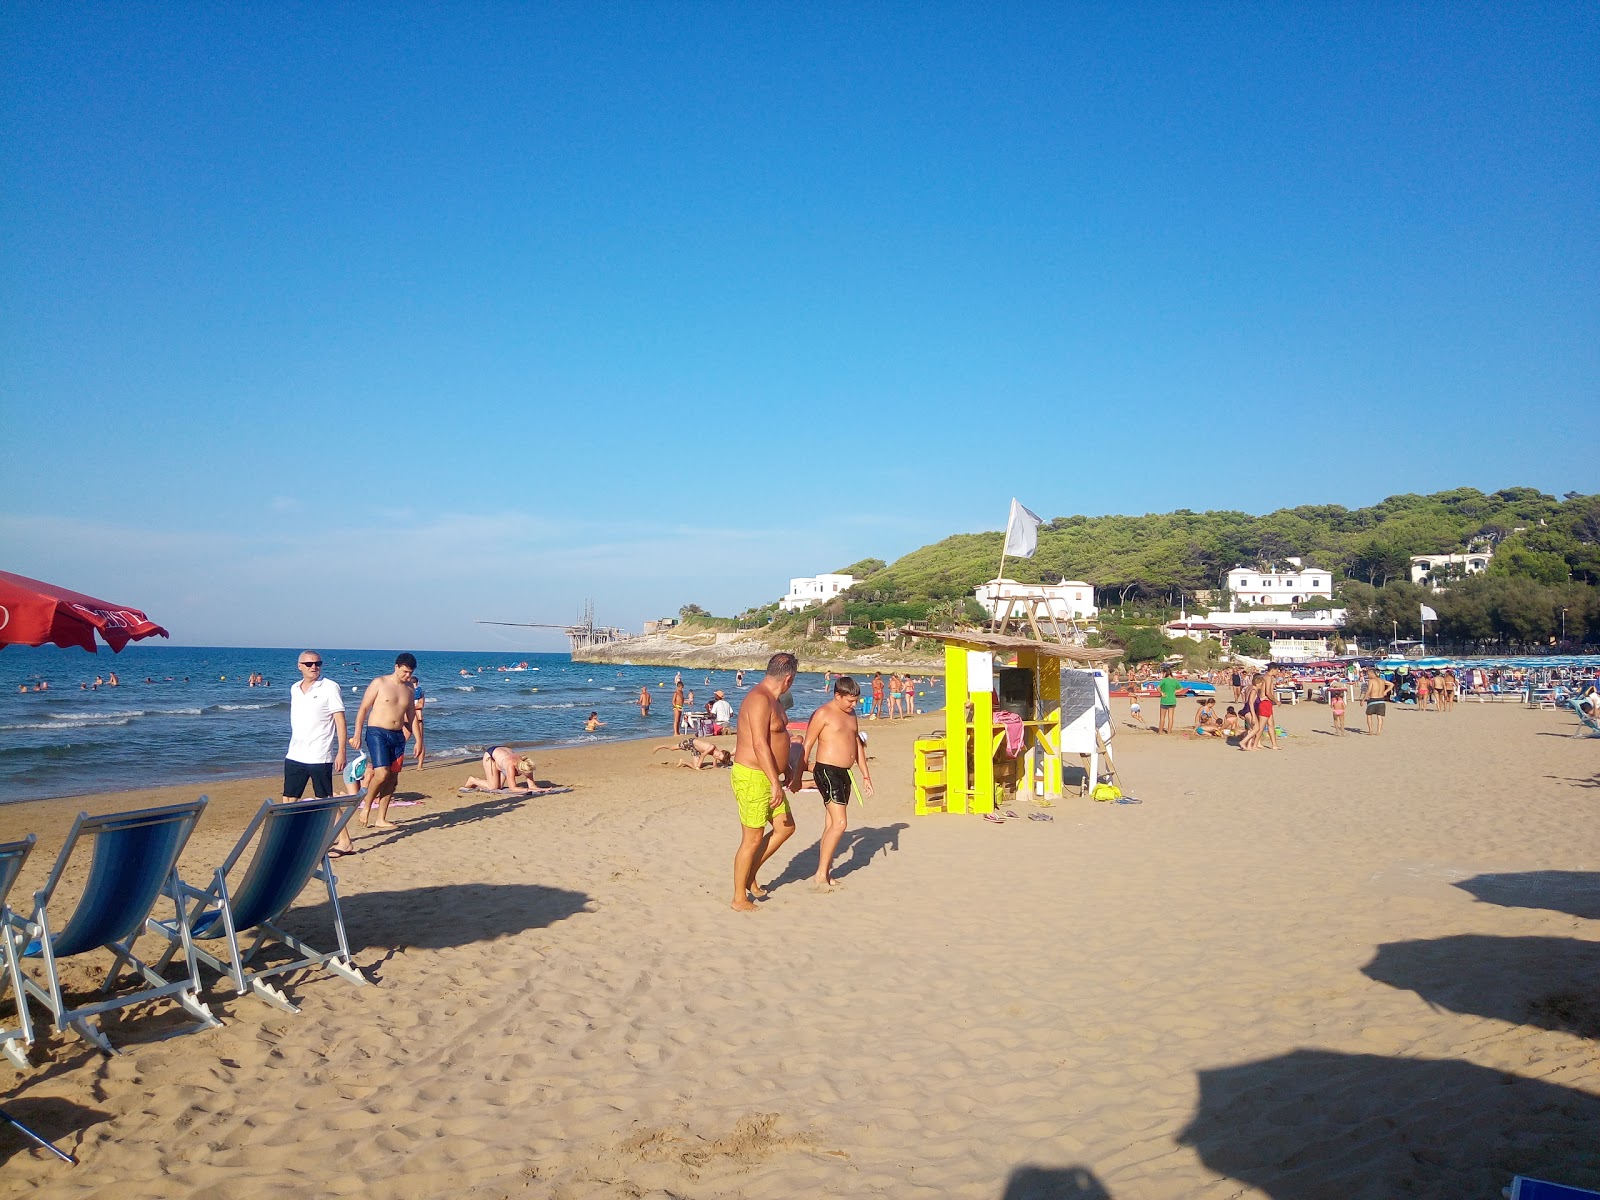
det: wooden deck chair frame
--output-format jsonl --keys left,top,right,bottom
{"left": 0, "top": 836, "right": 38, "bottom": 1069}
{"left": 7, "top": 800, "right": 218, "bottom": 1056}
{"left": 150, "top": 796, "right": 367, "bottom": 1014}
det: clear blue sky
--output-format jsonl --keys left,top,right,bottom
{"left": 3, "top": 4, "right": 1596, "bottom": 650}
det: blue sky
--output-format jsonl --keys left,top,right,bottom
{"left": 2, "top": 4, "right": 1596, "bottom": 650}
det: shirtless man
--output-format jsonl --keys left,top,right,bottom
{"left": 638, "top": 685, "right": 652, "bottom": 718}
{"left": 1365, "top": 668, "right": 1393, "bottom": 735}
{"left": 802, "top": 676, "right": 874, "bottom": 892}
{"left": 672, "top": 680, "right": 686, "bottom": 735}
{"left": 349, "top": 653, "right": 418, "bottom": 830}
{"left": 729, "top": 652, "right": 800, "bottom": 911}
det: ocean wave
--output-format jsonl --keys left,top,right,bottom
{"left": 450, "top": 686, "right": 477, "bottom": 692}
{"left": 0, "top": 715, "right": 133, "bottom": 733}
{"left": 212, "top": 702, "right": 286, "bottom": 712}
{"left": 0, "top": 741, "right": 122, "bottom": 760}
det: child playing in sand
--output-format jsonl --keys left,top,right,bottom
{"left": 1329, "top": 687, "right": 1347, "bottom": 735}
{"left": 1194, "top": 698, "right": 1217, "bottom": 736}
{"left": 1219, "top": 706, "right": 1243, "bottom": 738}
{"left": 1129, "top": 696, "right": 1144, "bottom": 725}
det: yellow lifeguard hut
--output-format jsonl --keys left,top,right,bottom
{"left": 902, "top": 628, "right": 1119, "bottom": 815}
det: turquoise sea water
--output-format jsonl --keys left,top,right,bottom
{"left": 0, "top": 645, "right": 945, "bottom": 805}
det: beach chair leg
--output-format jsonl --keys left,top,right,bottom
{"left": 323, "top": 956, "right": 369, "bottom": 987}
{"left": 68, "top": 1017, "right": 115, "bottom": 1057}
{"left": 1, "top": 1036, "right": 28, "bottom": 1070}
{"left": 0, "top": 1106, "right": 78, "bottom": 1164}
{"left": 176, "top": 989, "right": 221, "bottom": 1031}
{"left": 245, "top": 978, "right": 299, "bottom": 1014}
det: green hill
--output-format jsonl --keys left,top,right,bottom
{"left": 853, "top": 487, "right": 1600, "bottom": 604}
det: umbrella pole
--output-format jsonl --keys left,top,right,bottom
{"left": 0, "top": 1107, "right": 78, "bottom": 1164}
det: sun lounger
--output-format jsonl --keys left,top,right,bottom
{"left": 0, "top": 835, "right": 38, "bottom": 1069}
{"left": 6, "top": 799, "right": 219, "bottom": 1055}
{"left": 1507, "top": 1176, "right": 1600, "bottom": 1199}
{"left": 1569, "top": 700, "right": 1600, "bottom": 739}
{"left": 148, "top": 796, "right": 366, "bottom": 1013}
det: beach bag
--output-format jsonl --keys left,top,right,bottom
{"left": 1091, "top": 782, "right": 1122, "bottom": 803}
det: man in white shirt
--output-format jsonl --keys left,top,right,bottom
{"left": 285, "top": 650, "right": 354, "bottom": 856}
{"left": 710, "top": 690, "right": 733, "bottom": 735}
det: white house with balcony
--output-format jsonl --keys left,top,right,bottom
{"left": 779, "top": 573, "right": 855, "bottom": 612}
{"left": 1166, "top": 608, "right": 1351, "bottom": 661}
{"left": 1409, "top": 551, "right": 1492, "bottom": 589}
{"left": 1225, "top": 559, "right": 1333, "bottom": 607}
{"left": 975, "top": 578, "right": 1098, "bottom": 622}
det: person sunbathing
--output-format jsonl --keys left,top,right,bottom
{"left": 461, "top": 745, "right": 539, "bottom": 792}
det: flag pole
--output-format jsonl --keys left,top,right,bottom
{"left": 992, "top": 545, "right": 1008, "bottom": 630}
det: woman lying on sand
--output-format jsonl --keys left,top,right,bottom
{"left": 461, "top": 746, "right": 540, "bottom": 792}
{"left": 654, "top": 737, "right": 733, "bottom": 769}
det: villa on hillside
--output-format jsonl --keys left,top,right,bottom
{"left": 975, "top": 578, "right": 1098, "bottom": 622}
{"left": 1224, "top": 559, "right": 1333, "bottom": 607}
{"left": 1166, "top": 608, "right": 1351, "bottom": 661}
{"left": 779, "top": 573, "right": 855, "bottom": 611}
{"left": 1410, "top": 550, "right": 1492, "bottom": 589}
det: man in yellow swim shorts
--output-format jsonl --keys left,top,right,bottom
{"left": 730, "top": 652, "right": 800, "bottom": 911}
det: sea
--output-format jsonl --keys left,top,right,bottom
{"left": 0, "top": 645, "right": 946, "bottom": 806}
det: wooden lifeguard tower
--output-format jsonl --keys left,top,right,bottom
{"left": 902, "top": 628, "right": 1120, "bottom": 815}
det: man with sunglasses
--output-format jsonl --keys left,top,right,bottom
{"left": 283, "top": 651, "right": 354, "bottom": 854}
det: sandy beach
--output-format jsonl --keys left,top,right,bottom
{"left": 1, "top": 698, "right": 1597, "bottom": 1198}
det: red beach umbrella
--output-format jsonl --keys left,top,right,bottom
{"left": 0, "top": 570, "right": 170, "bottom": 653}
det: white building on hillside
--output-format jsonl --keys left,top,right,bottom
{"left": 1166, "top": 608, "right": 1350, "bottom": 661}
{"left": 1410, "top": 551, "right": 1491, "bottom": 588}
{"left": 779, "top": 573, "right": 855, "bottom": 612}
{"left": 1225, "top": 559, "right": 1333, "bottom": 607}
{"left": 975, "top": 578, "right": 1097, "bottom": 622}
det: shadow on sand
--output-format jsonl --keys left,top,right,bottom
{"left": 0, "top": 1095, "right": 109, "bottom": 1167}
{"left": 766, "top": 822, "right": 909, "bottom": 891}
{"left": 1176, "top": 1049, "right": 1600, "bottom": 1198}
{"left": 1454, "top": 870, "right": 1600, "bottom": 921}
{"left": 1361, "top": 934, "right": 1600, "bottom": 1039}
{"left": 1001, "top": 1164, "right": 1113, "bottom": 1198}
{"left": 281, "top": 881, "right": 592, "bottom": 966}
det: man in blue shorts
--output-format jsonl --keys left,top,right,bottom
{"left": 350, "top": 652, "right": 418, "bottom": 831}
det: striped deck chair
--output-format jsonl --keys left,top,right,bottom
{"left": 149, "top": 796, "right": 367, "bottom": 1013}
{"left": 6, "top": 799, "right": 218, "bottom": 1055}
{"left": 0, "top": 835, "right": 38, "bottom": 1069}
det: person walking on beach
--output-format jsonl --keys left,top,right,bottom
{"left": 1157, "top": 667, "right": 1181, "bottom": 734}
{"left": 672, "top": 679, "right": 686, "bottom": 735}
{"left": 349, "top": 653, "right": 418, "bottom": 831}
{"left": 410, "top": 676, "right": 427, "bottom": 769}
{"left": 638, "top": 684, "right": 652, "bottom": 718}
{"left": 730, "top": 652, "right": 800, "bottom": 912}
{"left": 283, "top": 651, "right": 357, "bottom": 857}
{"left": 803, "top": 676, "right": 874, "bottom": 893}
{"left": 870, "top": 672, "right": 885, "bottom": 720}
{"left": 1364, "top": 668, "right": 1392, "bottom": 735}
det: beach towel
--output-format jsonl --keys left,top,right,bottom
{"left": 995, "top": 709, "right": 1025, "bottom": 756}
{"left": 454, "top": 786, "right": 570, "bottom": 798}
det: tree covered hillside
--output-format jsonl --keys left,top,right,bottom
{"left": 853, "top": 488, "right": 1600, "bottom": 605}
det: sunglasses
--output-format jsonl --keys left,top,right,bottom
{"left": 299, "top": 661, "right": 322, "bottom": 668}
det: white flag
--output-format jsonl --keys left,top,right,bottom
{"left": 1004, "top": 499, "right": 1043, "bottom": 559}
{"left": 1420, "top": 604, "right": 1438, "bottom": 622}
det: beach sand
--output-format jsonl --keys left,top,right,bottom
{"left": 1, "top": 698, "right": 1597, "bottom": 1197}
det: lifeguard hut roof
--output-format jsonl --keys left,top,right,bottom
{"left": 899, "top": 627, "right": 1120, "bottom": 667}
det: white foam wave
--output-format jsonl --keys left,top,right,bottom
{"left": 214, "top": 702, "right": 279, "bottom": 712}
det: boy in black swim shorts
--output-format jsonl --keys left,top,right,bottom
{"left": 802, "top": 676, "right": 874, "bottom": 893}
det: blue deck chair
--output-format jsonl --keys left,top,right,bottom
{"left": 149, "top": 796, "right": 367, "bottom": 1013}
{"left": 6, "top": 799, "right": 218, "bottom": 1055}
{"left": 1569, "top": 700, "right": 1600, "bottom": 739}
{"left": 0, "top": 836, "right": 38, "bottom": 1069}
